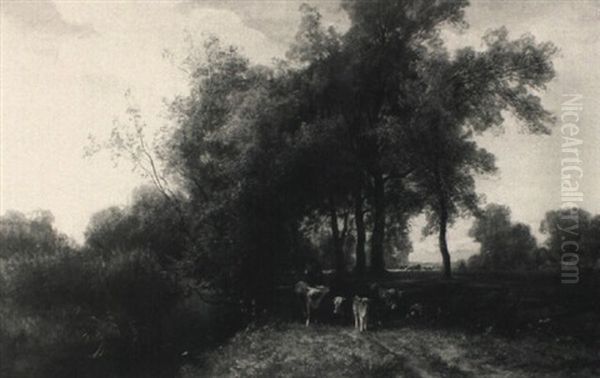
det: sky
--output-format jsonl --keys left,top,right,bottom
{"left": 1, "top": 0, "right": 599, "bottom": 262}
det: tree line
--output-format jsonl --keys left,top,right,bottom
{"left": 102, "top": 0, "right": 558, "bottom": 296}
{"left": 7, "top": 0, "right": 564, "bottom": 306}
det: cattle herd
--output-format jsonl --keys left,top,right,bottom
{"left": 294, "top": 280, "right": 403, "bottom": 332}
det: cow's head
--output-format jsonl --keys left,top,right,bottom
{"left": 353, "top": 296, "right": 370, "bottom": 313}
{"left": 333, "top": 296, "right": 346, "bottom": 314}
{"left": 294, "top": 281, "right": 309, "bottom": 295}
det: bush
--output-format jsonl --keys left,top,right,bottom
{"left": 1, "top": 248, "right": 184, "bottom": 377}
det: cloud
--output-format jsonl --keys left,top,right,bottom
{"left": 1, "top": 0, "right": 95, "bottom": 37}
{"left": 177, "top": 0, "right": 347, "bottom": 48}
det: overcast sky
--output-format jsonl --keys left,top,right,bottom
{"left": 1, "top": 0, "right": 599, "bottom": 262}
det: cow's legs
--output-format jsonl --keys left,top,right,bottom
{"left": 305, "top": 301, "right": 311, "bottom": 326}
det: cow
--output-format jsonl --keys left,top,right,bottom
{"left": 333, "top": 296, "right": 347, "bottom": 315}
{"left": 353, "top": 296, "right": 370, "bottom": 332}
{"left": 295, "top": 281, "right": 330, "bottom": 326}
{"left": 331, "top": 295, "right": 356, "bottom": 324}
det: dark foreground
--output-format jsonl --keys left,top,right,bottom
{"left": 183, "top": 322, "right": 600, "bottom": 377}
{"left": 3, "top": 271, "right": 600, "bottom": 377}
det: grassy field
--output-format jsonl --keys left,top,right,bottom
{"left": 179, "top": 271, "right": 600, "bottom": 377}
{"left": 181, "top": 322, "right": 600, "bottom": 378}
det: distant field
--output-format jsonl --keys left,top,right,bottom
{"left": 183, "top": 322, "right": 600, "bottom": 377}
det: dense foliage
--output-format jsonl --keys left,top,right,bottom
{"left": 540, "top": 208, "right": 600, "bottom": 269}
{"left": 157, "top": 0, "right": 556, "bottom": 284}
{"left": 468, "top": 204, "right": 538, "bottom": 271}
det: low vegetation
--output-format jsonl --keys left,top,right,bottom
{"left": 183, "top": 322, "right": 600, "bottom": 378}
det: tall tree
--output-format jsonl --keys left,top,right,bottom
{"left": 340, "top": 0, "right": 471, "bottom": 274}
{"left": 287, "top": 1, "right": 469, "bottom": 274}
{"left": 165, "top": 35, "right": 331, "bottom": 302}
{"left": 406, "top": 27, "right": 557, "bottom": 278}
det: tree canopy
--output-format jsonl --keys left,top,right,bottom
{"left": 540, "top": 208, "right": 600, "bottom": 269}
{"left": 88, "top": 0, "right": 559, "bottom": 298}
{"left": 468, "top": 204, "right": 538, "bottom": 271}
{"left": 0, "top": 210, "right": 75, "bottom": 259}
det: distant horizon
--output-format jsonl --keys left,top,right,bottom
{"left": 0, "top": 201, "right": 578, "bottom": 265}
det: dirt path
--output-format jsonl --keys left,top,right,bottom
{"left": 183, "top": 323, "right": 600, "bottom": 377}
{"left": 350, "top": 326, "right": 599, "bottom": 378}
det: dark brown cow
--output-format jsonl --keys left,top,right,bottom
{"left": 295, "top": 281, "right": 330, "bottom": 326}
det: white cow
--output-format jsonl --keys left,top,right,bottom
{"left": 333, "top": 296, "right": 347, "bottom": 315}
{"left": 353, "top": 296, "right": 370, "bottom": 332}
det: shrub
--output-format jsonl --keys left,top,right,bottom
{"left": 1, "top": 248, "right": 184, "bottom": 377}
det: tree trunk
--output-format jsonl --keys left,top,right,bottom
{"left": 439, "top": 202, "right": 452, "bottom": 279}
{"left": 328, "top": 199, "right": 344, "bottom": 274}
{"left": 370, "top": 174, "right": 386, "bottom": 275}
{"left": 354, "top": 190, "right": 366, "bottom": 275}
{"left": 436, "top": 170, "right": 452, "bottom": 279}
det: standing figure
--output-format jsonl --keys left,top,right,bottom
{"left": 353, "top": 296, "right": 370, "bottom": 332}
{"left": 295, "top": 281, "right": 330, "bottom": 326}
